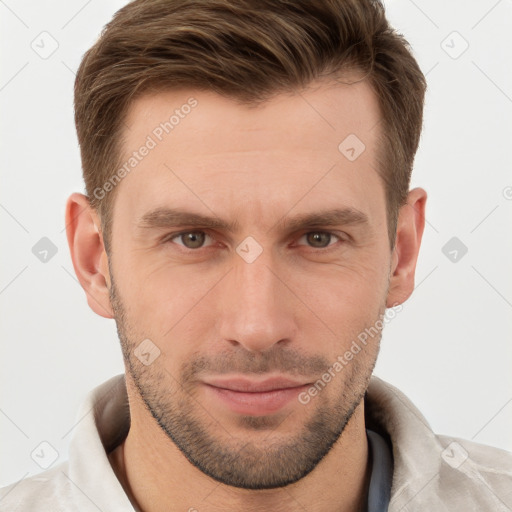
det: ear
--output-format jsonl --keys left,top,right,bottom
{"left": 65, "top": 193, "right": 114, "bottom": 318}
{"left": 386, "top": 187, "right": 427, "bottom": 307}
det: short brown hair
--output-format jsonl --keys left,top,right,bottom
{"left": 74, "top": 0, "right": 426, "bottom": 252}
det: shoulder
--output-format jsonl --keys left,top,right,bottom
{"left": 366, "top": 376, "right": 512, "bottom": 509}
{"left": 437, "top": 434, "right": 512, "bottom": 473}
{"left": 428, "top": 434, "right": 512, "bottom": 510}
{"left": 0, "top": 462, "right": 76, "bottom": 512}
{"left": 387, "top": 431, "right": 512, "bottom": 510}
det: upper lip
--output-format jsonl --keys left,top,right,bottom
{"left": 203, "top": 376, "right": 310, "bottom": 393}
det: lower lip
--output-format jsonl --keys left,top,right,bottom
{"left": 204, "top": 384, "right": 309, "bottom": 416}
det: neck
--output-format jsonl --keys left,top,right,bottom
{"left": 109, "top": 381, "right": 371, "bottom": 512}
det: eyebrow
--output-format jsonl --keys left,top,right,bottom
{"left": 136, "top": 206, "right": 370, "bottom": 235}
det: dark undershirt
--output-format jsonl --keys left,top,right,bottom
{"left": 365, "top": 428, "right": 394, "bottom": 512}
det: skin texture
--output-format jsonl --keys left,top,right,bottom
{"left": 66, "top": 78, "right": 426, "bottom": 512}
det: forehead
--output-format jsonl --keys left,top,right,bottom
{"left": 122, "top": 77, "right": 381, "bottom": 154}
{"left": 114, "top": 79, "right": 385, "bottom": 233}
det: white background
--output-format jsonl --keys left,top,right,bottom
{"left": 1, "top": 0, "right": 511, "bottom": 488}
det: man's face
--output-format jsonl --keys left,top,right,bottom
{"left": 107, "top": 79, "right": 393, "bottom": 489}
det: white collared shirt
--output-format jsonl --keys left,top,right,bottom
{"left": 1, "top": 374, "right": 511, "bottom": 511}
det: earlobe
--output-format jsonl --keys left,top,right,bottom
{"left": 65, "top": 193, "right": 114, "bottom": 319}
{"left": 386, "top": 187, "right": 427, "bottom": 308}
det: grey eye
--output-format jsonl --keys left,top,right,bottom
{"left": 173, "top": 231, "right": 210, "bottom": 249}
{"left": 301, "top": 232, "right": 337, "bottom": 248}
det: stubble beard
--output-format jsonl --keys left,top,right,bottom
{"left": 108, "top": 271, "right": 382, "bottom": 489}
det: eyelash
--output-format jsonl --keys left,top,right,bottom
{"left": 162, "top": 230, "right": 347, "bottom": 252}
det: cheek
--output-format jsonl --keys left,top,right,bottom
{"left": 297, "top": 257, "right": 386, "bottom": 308}
{"left": 293, "top": 262, "right": 388, "bottom": 342}
{"left": 115, "top": 257, "right": 223, "bottom": 341}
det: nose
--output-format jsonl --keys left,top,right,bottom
{"left": 217, "top": 251, "right": 298, "bottom": 353}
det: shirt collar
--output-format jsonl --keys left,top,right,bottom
{"left": 67, "top": 375, "right": 133, "bottom": 511}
